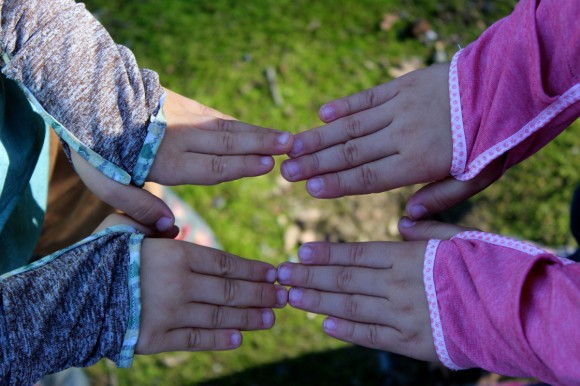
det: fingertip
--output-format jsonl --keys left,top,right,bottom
{"left": 266, "top": 268, "right": 277, "bottom": 283}
{"left": 261, "top": 309, "right": 275, "bottom": 328}
{"left": 156, "top": 216, "right": 175, "bottom": 232}
{"left": 298, "top": 244, "right": 313, "bottom": 263}
{"left": 275, "top": 286, "right": 288, "bottom": 307}
{"left": 319, "top": 105, "right": 336, "bottom": 122}
{"left": 281, "top": 160, "right": 300, "bottom": 181}
{"left": 306, "top": 177, "right": 324, "bottom": 196}
{"left": 399, "top": 216, "right": 416, "bottom": 229}
{"left": 288, "top": 137, "right": 304, "bottom": 157}
{"left": 260, "top": 156, "right": 275, "bottom": 169}
{"left": 323, "top": 317, "right": 338, "bottom": 334}
{"left": 407, "top": 203, "right": 428, "bottom": 220}
{"left": 230, "top": 331, "right": 242, "bottom": 348}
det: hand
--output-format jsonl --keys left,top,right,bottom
{"left": 277, "top": 241, "right": 436, "bottom": 362}
{"left": 136, "top": 238, "right": 288, "bottom": 353}
{"left": 148, "top": 88, "right": 294, "bottom": 185}
{"left": 72, "top": 152, "right": 179, "bottom": 236}
{"left": 281, "top": 63, "right": 452, "bottom": 198}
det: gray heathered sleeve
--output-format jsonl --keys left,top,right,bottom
{"left": 0, "top": 0, "right": 164, "bottom": 184}
{"left": 0, "top": 232, "right": 134, "bottom": 386}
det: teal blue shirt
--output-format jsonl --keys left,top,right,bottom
{"left": 0, "top": 73, "right": 49, "bottom": 274}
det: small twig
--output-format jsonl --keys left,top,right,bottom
{"left": 265, "top": 66, "right": 284, "bottom": 106}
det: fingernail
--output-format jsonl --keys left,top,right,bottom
{"left": 276, "top": 287, "right": 288, "bottom": 306}
{"left": 262, "top": 310, "right": 274, "bottom": 327}
{"left": 399, "top": 217, "right": 416, "bottom": 228}
{"left": 156, "top": 217, "right": 174, "bottom": 232}
{"left": 409, "top": 204, "right": 428, "bottom": 219}
{"left": 278, "top": 265, "right": 291, "bottom": 281}
{"left": 261, "top": 156, "right": 273, "bottom": 167}
{"left": 291, "top": 138, "right": 304, "bottom": 155}
{"left": 298, "top": 245, "right": 313, "bottom": 262}
{"left": 266, "top": 268, "right": 277, "bottom": 283}
{"left": 289, "top": 288, "right": 303, "bottom": 304}
{"left": 230, "top": 332, "right": 242, "bottom": 346}
{"left": 307, "top": 177, "right": 324, "bottom": 195}
{"left": 283, "top": 161, "right": 300, "bottom": 177}
{"left": 277, "top": 132, "right": 291, "bottom": 145}
{"left": 323, "top": 318, "right": 337, "bottom": 332}
{"left": 320, "top": 105, "right": 336, "bottom": 121}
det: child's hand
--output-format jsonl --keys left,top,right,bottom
{"left": 136, "top": 238, "right": 288, "bottom": 353}
{"left": 148, "top": 89, "right": 294, "bottom": 186}
{"left": 277, "top": 240, "right": 437, "bottom": 362}
{"left": 281, "top": 64, "right": 452, "bottom": 198}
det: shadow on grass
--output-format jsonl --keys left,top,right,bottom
{"left": 198, "top": 346, "right": 484, "bottom": 386}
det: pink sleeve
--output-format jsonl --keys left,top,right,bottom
{"left": 449, "top": 0, "right": 580, "bottom": 181}
{"left": 424, "top": 232, "right": 580, "bottom": 386}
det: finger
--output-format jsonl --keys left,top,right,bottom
{"left": 165, "top": 153, "right": 275, "bottom": 185}
{"left": 289, "top": 105, "right": 394, "bottom": 158}
{"left": 281, "top": 129, "right": 397, "bottom": 182}
{"left": 178, "top": 124, "right": 293, "bottom": 155}
{"left": 186, "top": 275, "right": 282, "bottom": 307}
{"left": 406, "top": 158, "right": 503, "bottom": 219}
{"left": 71, "top": 152, "right": 176, "bottom": 233}
{"left": 398, "top": 218, "right": 477, "bottom": 241}
{"left": 174, "top": 305, "right": 275, "bottom": 331}
{"left": 278, "top": 263, "right": 386, "bottom": 297}
{"left": 295, "top": 241, "right": 424, "bottom": 268}
{"left": 322, "top": 317, "right": 437, "bottom": 361}
{"left": 304, "top": 155, "right": 429, "bottom": 198}
{"left": 182, "top": 244, "right": 278, "bottom": 283}
{"left": 318, "top": 83, "right": 399, "bottom": 123}
{"left": 93, "top": 213, "right": 179, "bottom": 239}
{"left": 287, "top": 288, "right": 391, "bottom": 325}
{"left": 138, "top": 328, "right": 243, "bottom": 354}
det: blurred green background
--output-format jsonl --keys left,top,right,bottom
{"left": 82, "top": 0, "right": 579, "bottom": 385}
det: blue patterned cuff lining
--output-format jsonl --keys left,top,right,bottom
{"left": 131, "top": 92, "right": 167, "bottom": 187}
{"left": 117, "top": 232, "right": 145, "bottom": 368}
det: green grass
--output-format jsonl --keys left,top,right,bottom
{"left": 81, "top": 0, "right": 578, "bottom": 384}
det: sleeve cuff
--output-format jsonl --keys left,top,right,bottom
{"left": 423, "top": 239, "right": 464, "bottom": 370}
{"left": 131, "top": 92, "right": 167, "bottom": 187}
{"left": 116, "top": 232, "right": 145, "bottom": 367}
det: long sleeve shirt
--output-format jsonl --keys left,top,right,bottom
{"left": 428, "top": 0, "right": 580, "bottom": 385}
{"left": 0, "top": 0, "right": 166, "bottom": 384}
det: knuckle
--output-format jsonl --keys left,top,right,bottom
{"left": 341, "top": 141, "right": 359, "bottom": 167}
{"left": 344, "top": 96, "right": 354, "bottom": 115}
{"left": 343, "top": 295, "right": 359, "bottom": 318}
{"left": 217, "top": 118, "right": 234, "bottom": 132}
{"left": 216, "top": 252, "right": 236, "bottom": 277}
{"left": 187, "top": 329, "right": 202, "bottom": 349}
{"left": 312, "top": 130, "right": 324, "bottom": 149}
{"left": 310, "top": 153, "right": 321, "bottom": 172}
{"left": 344, "top": 116, "right": 363, "bottom": 139}
{"left": 211, "top": 156, "right": 227, "bottom": 180}
{"left": 400, "top": 329, "right": 420, "bottom": 345}
{"left": 367, "top": 324, "right": 380, "bottom": 346}
{"left": 348, "top": 243, "right": 365, "bottom": 266}
{"left": 357, "top": 165, "right": 378, "bottom": 188}
{"left": 223, "top": 278, "right": 237, "bottom": 305}
{"left": 221, "top": 133, "right": 235, "bottom": 152}
{"left": 211, "top": 306, "right": 224, "bottom": 328}
{"left": 336, "top": 267, "right": 353, "bottom": 291}
{"left": 362, "top": 88, "right": 377, "bottom": 108}
{"left": 259, "top": 284, "right": 269, "bottom": 305}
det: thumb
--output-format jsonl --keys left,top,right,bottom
{"left": 71, "top": 151, "right": 176, "bottom": 233}
{"left": 398, "top": 217, "right": 478, "bottom": 241}
{"left": 406, "top": 158, "right": 503, "bottom": 220}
